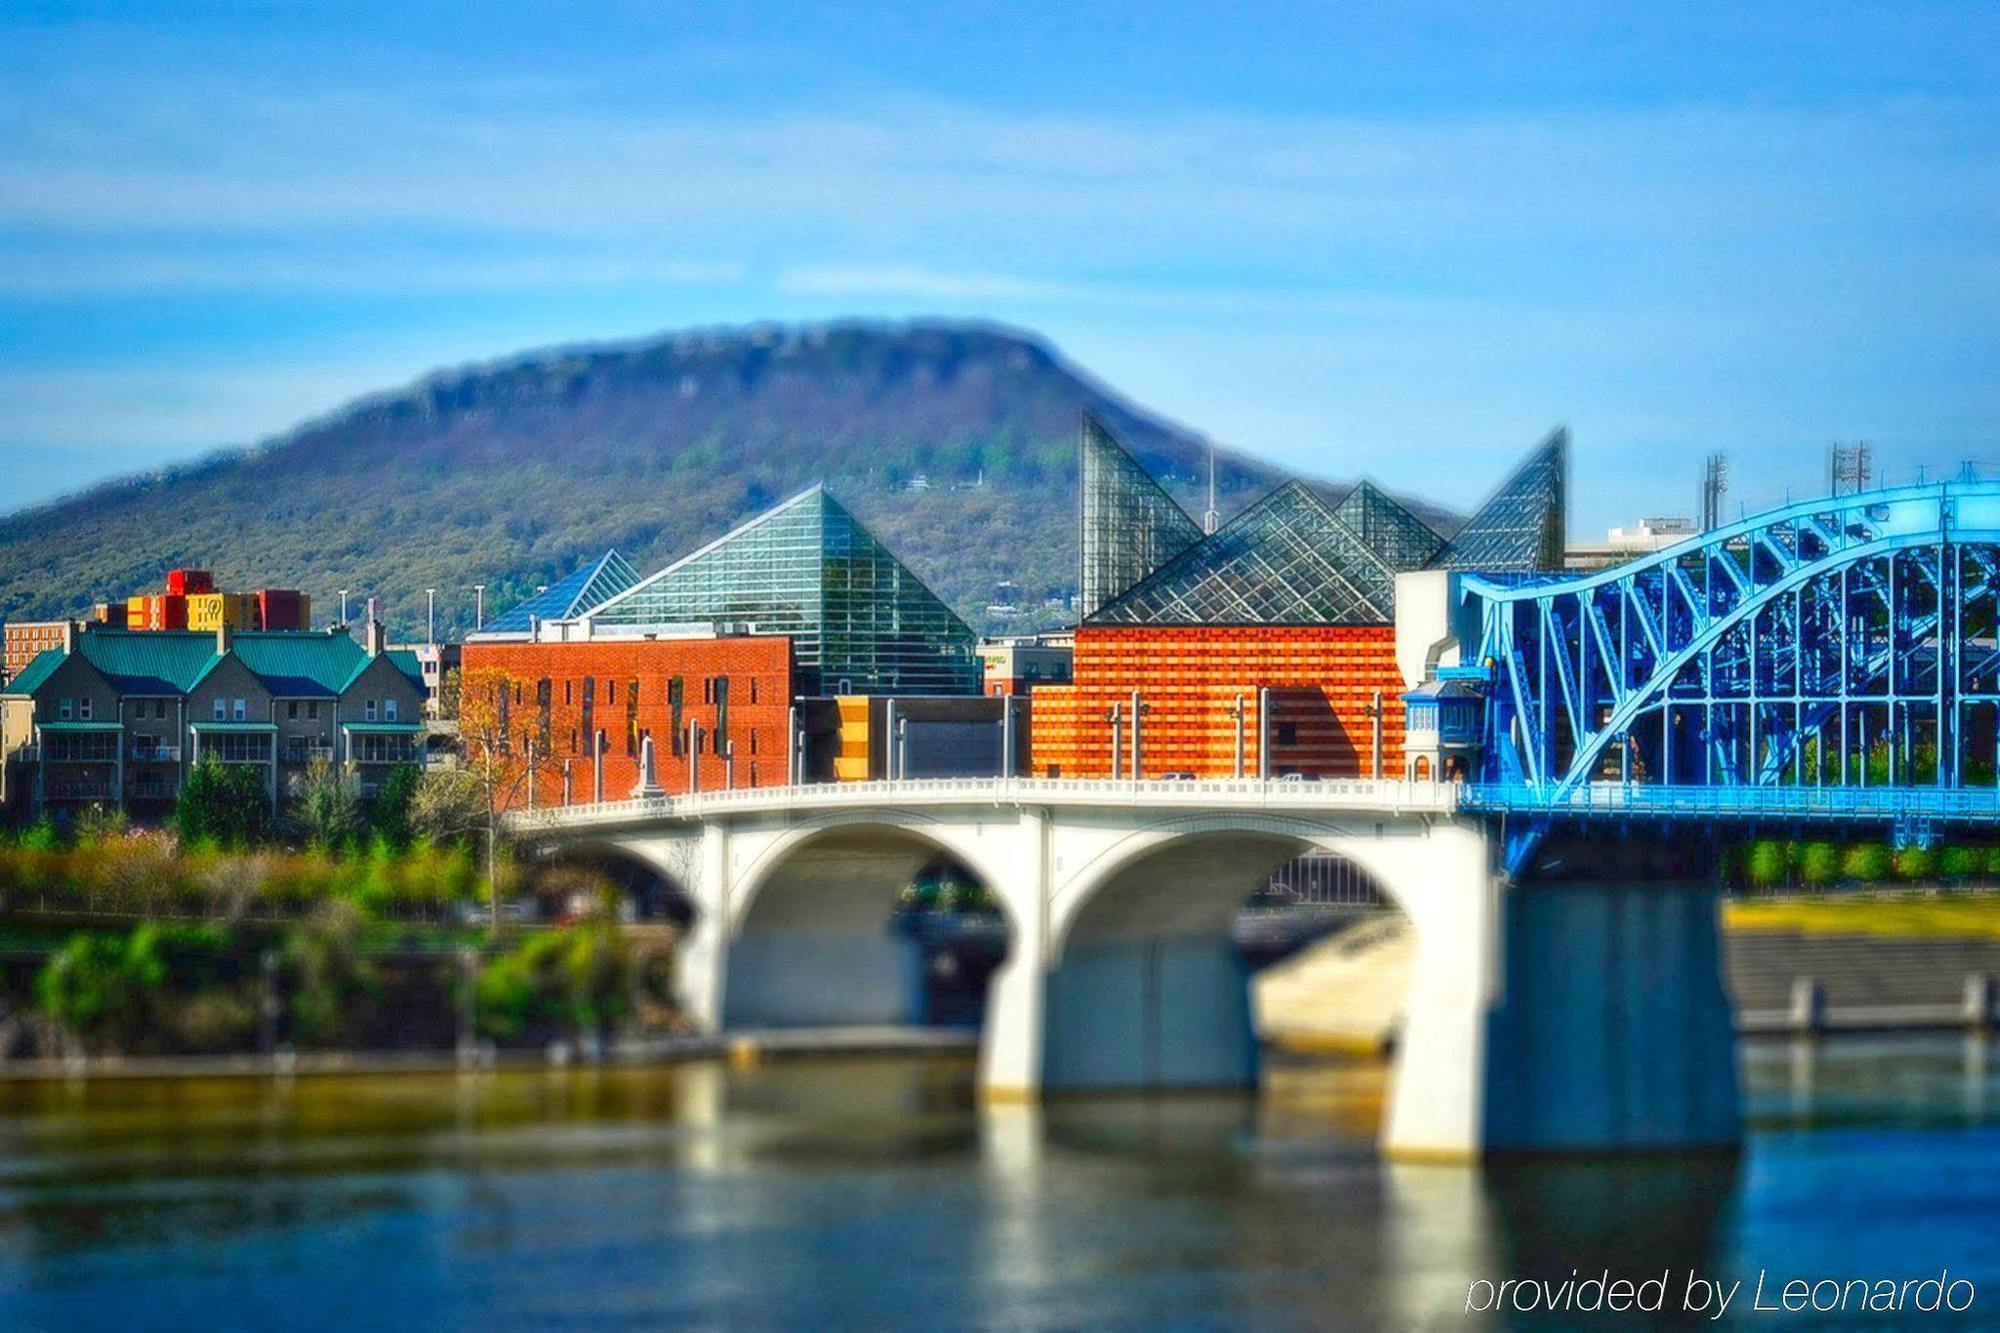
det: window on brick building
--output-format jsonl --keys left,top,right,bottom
{"left": 536, "top": 679, "right": 552, "bottom": 749}
{"left": 668, "top": 677, "right": 685, "bottom": 756}
{"left": 748, "top": 728, "right": 758, "bottom": 756}
{"left": 580, "top": 678, "right": 595, "bottom": 749}
{"left": 712, "top": 678, "right": 728, "bottom": 748}
{"left": 1276, "top": 721, "right": 1298, "bottom": 745}
{"left": 625, "top": 678, "right": 639, "bottom": 756}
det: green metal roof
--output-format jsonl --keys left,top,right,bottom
{"left": 341, "top": 721, "right": 425, "bottom": 733}
{"left": 189, "top": 721, "right": 278, "bottom": 732}
{"left": 72, "top": 631, "right": 221, "bottom": 695}
{"left": 380, "top": 649, "right": 427, "bottom": 693}
{"left": 36, "top": 720, "right": 124, "bottom": 733}
{"left": 1, "top": 648, "right": 67, "bottom": 697}
{"left": 231, "top": 631, "right": 371, "bottom": 696}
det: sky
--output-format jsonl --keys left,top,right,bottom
{"left": 3, "top": 1, "right": 1997, "bottom": 534}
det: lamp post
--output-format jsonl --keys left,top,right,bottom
{"left": 1231, "top": 693, "right": 1247, "bottom": 778}
{"left": 1129, "top": 690, "right": 1148, "bottom": 782}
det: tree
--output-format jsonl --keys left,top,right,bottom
{"left": 370, "top": 762, "right": 423, "bottom": 850}
{"left": 1798, "top": 842, "right": 1842, "bottom": 889}
{"left": 175, "top": 757, "right": 271, "bottom": 848}
{"left": 284, "top": 900, "right": 381, "bottom": 1046}
{"left": 293, "top": 756, "right": 363, "bottom": 851}
{"left": 35, "top": 929, "right": 167, "bottom": 1052}
{"left": 1894, "top": 844, "right": 1938, "bottom": 883}
{"left": 1842, "top": 842, "right": 1892, "bottom": 884}
{"left": 456, "top": 665, "right": 580, "bottom": 930}
{"left": 410, "top": 768, "right": 488, "bottom": 847}
{"left": 1745, "top": 839, "right": 1790, "bottom": 890}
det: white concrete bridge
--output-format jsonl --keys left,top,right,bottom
{"left": 509, "top": 777, "right": 1740, "bottom": 1160}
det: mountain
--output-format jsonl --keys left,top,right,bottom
{"left": 0, "top": 321, "right": 1455, "bottom": 637}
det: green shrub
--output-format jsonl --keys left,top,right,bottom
{"left": 1843, "top": 842, "right": 1892, "bottom": 883}
{"left": 1893, "top": 844, "right": 1938, "bottom": 882}
{"left": 1799, "top": 842, "right": 1842, "bottom": 888}
{"left": 476, "top": 923, "right": 635, "bottom": 1043}
{"left": 1940, "top": 846, "right": 1982, "bottom": 883}
{"left": 1746, "top": 839, "right": 1791, "bottom": 889}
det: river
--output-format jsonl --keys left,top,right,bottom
{"left": 0, "top": 1037, "right": 1995, "bottom": 1329}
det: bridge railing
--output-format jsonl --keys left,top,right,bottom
{"left": 1461, "top": 782, "right": 2000, "bottom": 824}
{"left": 503, "top": 775, "right": 1460, "bottom": 831}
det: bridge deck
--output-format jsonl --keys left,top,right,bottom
{"left": 506, "top": 776, "right": 2000, "bottom": 832}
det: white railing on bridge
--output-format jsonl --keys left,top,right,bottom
{"left": 504, "top": 776, "right": 1459, "bottom": 832}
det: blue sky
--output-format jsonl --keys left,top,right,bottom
{"left": 3, "top": 2, "right": 1996, "bottom": 532}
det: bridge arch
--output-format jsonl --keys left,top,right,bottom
{"left": 1041, "top": 814, "right": 1415, "bottom": 1092}
{"left": 722, "top": 813, "right": 1017, "bottom": 1030}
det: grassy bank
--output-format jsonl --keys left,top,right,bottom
{"left": 1725, "top": 892, "right": 2000, "bottom": 941}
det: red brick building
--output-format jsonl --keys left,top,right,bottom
{"left": 1028, "top": 625, "right": 1405, "bottom": 779}
{"left": 462, "top": 634, "right": 796, "bottom": 808}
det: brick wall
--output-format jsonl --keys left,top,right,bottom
{"left": 1026, "top": 624, "right": 1405, "bottom": 779}
{"left": 462, "top": 636, "right": 795, "bottom": 807}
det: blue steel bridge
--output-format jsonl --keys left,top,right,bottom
{"left": 1455, "top": 475, "right": 2000, "bottom": 863}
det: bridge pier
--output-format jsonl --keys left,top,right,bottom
{"left": 1479, "top": 881, "right": 1740, "bottom": 1154}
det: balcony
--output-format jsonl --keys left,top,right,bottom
{"left": 281, "top": 742, "right": 337, "bottom": 766}
{"left": 47, "top": 779, "right": 109, "bottom": 802}
{"left": 127, "top": 778, "right": 178, "bottom": 801}
{"left": 129, "top": 743, "right": 181, "bottom": 764}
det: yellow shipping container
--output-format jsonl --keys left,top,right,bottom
{"left": 186, "top": 592, "right": 256, "bottom": 631}
{"left": 125, "top": 595, "right": 151, "bottom": 629}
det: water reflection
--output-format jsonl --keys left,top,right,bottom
{"left": 0, "top": 1038, "right": 1991, "bottom": 1329}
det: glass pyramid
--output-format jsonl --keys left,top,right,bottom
{"left": 1088, "top": 481, "right": 1399, "bottom": 625}
{"left": 1079, "top": 412, "right": 1206, "bottom": 619}
{"left": 1429, "top": 428, "right": 1569, "bottom": 573}
{"left": 587, "top": 486, "right": 979, "bottom": 696}
{"left": 483, "top": 550, "right": 641, "bottom": 636}
{"left": 1333, "top": 480, "right": 1445, "bottom": 570}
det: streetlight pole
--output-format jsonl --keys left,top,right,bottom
{"left": 1232, "top": 694, "right": 1247, "bottom": 778}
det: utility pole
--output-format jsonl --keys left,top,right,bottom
{"left": 1700, "top": 454, "right": 1729, "bottom": 531}
{"left": 1203, "top": 444, "right": 1220, "bottom": 535}
{"left": 1830, "top": 442, "right": 1873, "bottom": 496}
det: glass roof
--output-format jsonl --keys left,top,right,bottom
{"left": 1087, "top": 481, "right": 1400, "bottom": 625}
{"left": 1429, "top": 428, "right": 1569, "bottom": 573}
{"left": 1078, "top": 413, "right": 1205, "bottom": 619}
{"left": 587, "top": 487, "right": 979, "bottom": 695}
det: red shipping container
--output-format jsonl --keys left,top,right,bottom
{"left": 166, "top": 568, "right": 214, "bottom": 596}
{"left": 153, "top": 594, "right": 188, "bottom": 630}
{"left": 254, "top": 589, "right": 308, "bottom": 632}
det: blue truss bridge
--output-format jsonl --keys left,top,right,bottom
{"left": 1456, "top": 474, "right": 2000, "bottom": 845}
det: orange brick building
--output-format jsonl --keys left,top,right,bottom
{"left": 462, "top": 634, "right": 796, "bottom": 807}
{"left": 1027, "top": 625, "right": 1405, "bottom": 779}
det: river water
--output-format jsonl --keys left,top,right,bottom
{"left": 0, "top": 1037, "right": 1995, "bottom": 1330}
